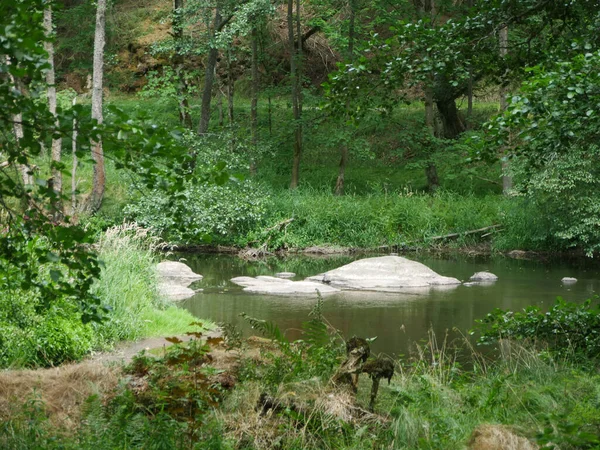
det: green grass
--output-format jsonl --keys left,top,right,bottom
{"left": 92, "top": 223, "right": 201, "bottom": 345}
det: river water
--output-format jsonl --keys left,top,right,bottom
{"left": 179, "top": 253, "right": 600, "bottom": 357}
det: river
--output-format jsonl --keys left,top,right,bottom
{"left": 178, "top": 253, "right": 600, "bottom": 357}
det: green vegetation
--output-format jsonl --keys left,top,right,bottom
{"left": 2, "top": 300, "right": 600, "bottom": 449}
{"left": 0, "top": 224, "right": 199, "bottom": 368}
{"left": 2, "top": 0, "right": 600, "bottom": 448}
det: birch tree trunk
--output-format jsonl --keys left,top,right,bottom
{"left": 5, "top": 56, "right": 33, "bottom": 187}
{"left": 71, "top": 97, "right": 78, "bottom": 214}
{"left": 86, "top": 0, "right": 106, "bottom": 213}
{"left": 44, "top": 5, "right": 63, "bottom": 216}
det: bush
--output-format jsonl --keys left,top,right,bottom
{"left": 125, "top": 179, "right": 269, "bottom": 245}
{"left": 474, "top": 297, "right": 600, "bottom": 359}
{"left": 0, "top": 224, "right": 199, "bottom": 368}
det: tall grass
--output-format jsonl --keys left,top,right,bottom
{"left": 92, "top": 223, "right": 200, "bottom": 345}
{"left": 264, "top": 188, "right": 503, "bottom": 249}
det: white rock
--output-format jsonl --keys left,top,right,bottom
{"left": 561, "top": 277, "right": 577, "bottom": 284}
{"left": 469, "top": 271, "right": 498, "bottom": 282}
{"left": 157, "top": 261, "right": 203, "bottom": 301}
{"left": 157, "top": 283, "right": 195, "bottom": 301}
{"left": 231, "top": 276, "right": 340, "bottom": 295}
{"left": 275, "top": 272, "right": 296, "bottom": 278}
{"left": 307, "top": 256, "right": 461, "bottom": 292}
{"left": 157, "top": 261, "right": 203, "bottom": 286}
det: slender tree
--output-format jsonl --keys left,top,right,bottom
{"left": 424, "top": 0, "right": 439, "bottom": 192}
{"left": 334, "top": 0, "right": 356, "bottom": 196}
{"left": 86, "top": 0, "right": 106, "bottom": 213}
{"left": 173, "top": 0, "right": 193, "bottom": 128}
{"left": 43, "top": 3, "right": 63, "bottom": 216}
{"left": 289, "top": 0, "right": 302, "bottom": 189}
{"left": 499, "top": 24, "right": 512, "bottom": 194}
{"left": 250, "top": 25, "right": 259, "bottom": 174}
{"left": 198, "top": 3, "right": 224, "bottom": 135}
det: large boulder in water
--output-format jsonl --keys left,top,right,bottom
{"left": 157, "top": 261, "right": 203, "bottom": 286}
{"left": 157, "top": 261, "right": 203, "bottom": 301}
{"left": 307, "top": 256, "right": 461, "bottom": 292}
{"left": 231, "top": 276, "right": 340, "bottom": 295}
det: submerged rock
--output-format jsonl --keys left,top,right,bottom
{"left": 307, "top": 256, "right": 461, "bottom": 292}
{"left": 561, "top": 277, "right": 577, "bottom": 284}
{"left": 469, "top": 271, "right": 498, "bottom": 282}
{"left": 157, "top": 261, "right": 203, "bottom": 301}
{"left": 275, "top": 272, "right": 296, "bottom": 278}
{"left": 231, "top": 276, "right": 340, "bottom": 295}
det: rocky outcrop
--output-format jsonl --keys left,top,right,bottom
{"left": 469, "top": 272, "right": 498, "bottom": 282}
{"left": 157, "top": 261, "right": 203, "bottom": 301}
{"left": 307, "top": 256, "right": 461, "bottom": 292}
{"left": 231, "top": 276, "right": 340, "bottom": 295}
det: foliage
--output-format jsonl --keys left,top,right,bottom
{"left": 474, "top": 297, "right": 600, "bottom": 360}
{"left": 261, "top": 188, "right": 501, "bottom": 250}
{"left": 488, "top": 51, "right": 600, "bottom": 256}
{"left": 0, "top": 224, "right": 199, "bottom": 368}
{"left": 240, "top": 295, "right": 345, "bottom": 387}
{"left": 121, "top": 326, "right": 225, "bottom": 444}
{"left": 125, "top": 177, "right": 269, "bottom": 245}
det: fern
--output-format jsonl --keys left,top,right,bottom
{"left": 303, "top": 293, "right": 334, "bottom": 348}
{"left": 239, "top": 313, "right": 289, "bottom": 348}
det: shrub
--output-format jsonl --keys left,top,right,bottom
{"left": 125, "top": 180, "right": 269, "bottom": 245}
{"left": 474, "top": 297, "right": 600, "bottom": 359}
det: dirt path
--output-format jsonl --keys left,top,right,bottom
{"left": 91, "top": 329, "right": 223, "bottom": 365}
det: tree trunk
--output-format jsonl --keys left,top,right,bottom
{"left": 423, "top": 0, "right": 440, "bottom": 193}
{"left": 198, "top": 5, "right": 222, "bottom": 136}
{"left": 44, "top": 6, "right": 63, "bottom": 217}
{"left": 466, "top": 72, "right": 473, "bottom": 129}
{"left": 335, "top": 0, "right": 355, "bottom": 196}
{"left": 173, "top": 0, "right": 192, "bottom": 128}
{"left": 250, "top": 27, "right": 259, "bottom": 175}
{"left": 435, "top": 97, "right": 466, "bottom": 139}
{"left": 289, "top": 0, "right": 302, "bottom": 189}
{"left": 71, "top": 97, "right": 78, "bottom": 214}
{"left": 499, "top": 25, "right": 512, "bottom": 194}
{"left": 426, "top": 162, "right": 439, "bottom": 192}
{"left": 226, "top": 49, "right": 234, "bottom": 125}
{"left": 86, "top": 0, "right": 106, "bottom": 214}
{"left": 6, "top": 57, "right": 33, "bottom": 187}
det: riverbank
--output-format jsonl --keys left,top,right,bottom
{"left": 2, "top": 318, "right": 599, "bottom": 449}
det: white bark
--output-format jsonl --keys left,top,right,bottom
{"left": 44, "top": 5, "right": 63, "bottom": 211}
{"left": 87, "top": 0, "right": 107, "bottom": 213}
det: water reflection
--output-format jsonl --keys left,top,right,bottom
{"left": 179, "top": 253, "right": 600, "bottom": 356}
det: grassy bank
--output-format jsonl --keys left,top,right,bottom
{"left": 0, "top": 224, "right": 200, "bottom": 369}
{"left": 1, "top": 313, "right": 599, "bottom": 449}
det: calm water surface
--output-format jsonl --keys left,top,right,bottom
{"left": 178, "top": 253, "right": 600, "bottom": 356}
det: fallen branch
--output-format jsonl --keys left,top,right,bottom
{"left": 428, "top": 224, "right": 502, "bottom": 241}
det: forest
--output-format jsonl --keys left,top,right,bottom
{"left": 1, "top": 0, "right": 600, "bottom": 448}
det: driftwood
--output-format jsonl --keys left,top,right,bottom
{"left": 332, "top": 337, "right": 395, "bottom": 411}
{"left": 429, "top": 224, "right": 502, "bottom": 241}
